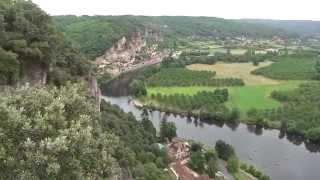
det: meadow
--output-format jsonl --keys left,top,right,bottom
{"left": 186, "top": 61, "right": 280, "bottom": 85}
{"left": 141, "top": 53, "right": 319, "bottom": 123}
{"left": 147, "top": 81, "right": 301, "bottom": 114}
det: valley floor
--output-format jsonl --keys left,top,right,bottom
{"left": 145, "top": 81, "right": 301, "bottom": 115}
{"left": 186, "top": 61, "right": 280, "bottom": 85}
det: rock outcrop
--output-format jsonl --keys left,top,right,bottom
{"left": 95, "top": 28, "right": 167, "bottom": 75}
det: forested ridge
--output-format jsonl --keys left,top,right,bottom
{"left": 242, "top": 19, "right": 320, "bottom": 36}
{"left": 54, "top": 15, "right": 294, "bottom": 58}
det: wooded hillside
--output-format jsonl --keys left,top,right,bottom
{"left": 0, "top": 0, "right": 89, "bottom": 86}
{"left": 54, "top": 15, "right": 295, "bottom": 58}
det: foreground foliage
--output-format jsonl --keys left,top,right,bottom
{"left": 0, "top": 84, "right": 170, "bottom": 179}
{"left": 0, "top": 84, "right": 119, "bottom": 179}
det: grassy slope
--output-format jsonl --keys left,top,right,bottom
{"left": 147, "top": 81, "right": 301, "bottom": 114}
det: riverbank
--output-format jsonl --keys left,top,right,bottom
{"left": 136, "top": 96, "right": 281, "bottom": 129}
{"left": 103, "top": 95, "right": 320, "bottom": 180}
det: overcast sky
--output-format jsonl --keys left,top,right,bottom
{"left": 33, "top": 0, "right": 320, "bottom": 21}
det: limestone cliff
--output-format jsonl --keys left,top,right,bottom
{"left": 95, "top": 28, "right": 168, "bottom": 75}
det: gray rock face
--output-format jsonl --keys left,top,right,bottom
{"left": 95, "top": 29, "right": 163, "bottom": 75}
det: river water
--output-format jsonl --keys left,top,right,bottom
{"left": 102, "top": 96, "right": 320, "bottom": 180}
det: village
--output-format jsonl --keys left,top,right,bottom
{"left": 159, "top": 137, "right": 228, "bottom": 180}
{"left": 95, "top": 29, "right": 170, "bottom": 76}
{"left": 95, "top": 33, "right": 318, "bottom": 78}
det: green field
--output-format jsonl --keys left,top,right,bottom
{"left": 253, "top": 56, "right": 318, "bottom": 80}
{"left": 147, "top": 81, "right": 302, "bottom": 113}
{"left": 208, "top": 48, "right": 247, "bottom": 55}
{"left": 177, "top": 40, "right": 247, "bottom": 55}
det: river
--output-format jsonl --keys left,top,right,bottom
{"left": 101, "top": 72, "right": 320, "bottom": 180}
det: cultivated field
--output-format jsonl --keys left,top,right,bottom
{"left": 252, "top": 56, "right": 318, "bottom": 80}
{"left": 177, "top": 40, "right": 247, "bottom": 55}
{"left": 186, "top": 61, "right": 281, "bottom": 85}
{"left": 147, "top": 81, "right": 301, "bottom": 113}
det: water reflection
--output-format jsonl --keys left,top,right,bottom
{"left": 103, "top": 96, "right": 320, "bottom": 180}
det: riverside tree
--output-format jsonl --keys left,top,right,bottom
{"left": 129, "top": 79, "right": 147, "bottom": 97}
{"left": 160, "top": 120, "right": 177, "bottom": 142}
{"left": 215, "top": 140, "right": 235, "bottom": 161}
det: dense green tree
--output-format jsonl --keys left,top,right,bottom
{"left": 147, "top": 68, "right": 244, "bottom": 87}
{"left": 227, "top": 156, "right": 239, "bottom": 173}
{"left": 187, "top": 151, "right": 206, "bottom": 173}
{"left": 252, "top": 83, "right": 320, "bottom": 142}
{"left": 190, "top": 143, "right": 203, "bottom": 152}
{"left": 315, "top": 60, "right": 320, "bottom": 80}
{"left": 241, "top": 163, "right": 270, "bottom": 180}
{"left": 160, "top": 121, "right": 177, "bottom": 142}
{"left": 207, "top": 158, "right": 219, "bottom": 178}
{"left": 252, "top": 55, "right": 318, "bottom": 80}
{"left": 215, "top": 140, "right": 235, "bottom": 161}
{"left": 149, "top": 90, "right": 236, "bottom": 122}
{"left": 132, "top": 163, "right": 170, "bottom": 180}
{"left": 205, "top": 150, "right": 219, "bottom": 178}
{"left": 0, "top": 0, "right": 89, "bottom": 86}
{"left": 141, "top": 108, "right": 157, "bottom": 142}
{"left": 129, "top": 79, "right": 147, "bottom": 97}
{"left": 306, "top": 128, "right": 320, "bottom": 142}
{"left": 0, "top": 84, "right": 120, "bottom": 179}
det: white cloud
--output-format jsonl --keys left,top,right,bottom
{"left": 32, "top": 0, "right": 320, "bottom": 20}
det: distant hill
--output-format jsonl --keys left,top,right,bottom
{"left": 242, "top": 19, "right": 320, "bottom": 37}
{"left": 54, "top": 15, "right": 294, "bottom": 58}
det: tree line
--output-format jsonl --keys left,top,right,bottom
{"left": 161, "top": 51, "right": 273, "bottom": 69}
{"left": 247, "top": 82, "right": 320, "bottom": 142}
{"left": 146, "top": 68, "right": 244, "bottom": 87}
{"left": 148, "top": 90, "right": 240, "bottom": 122}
